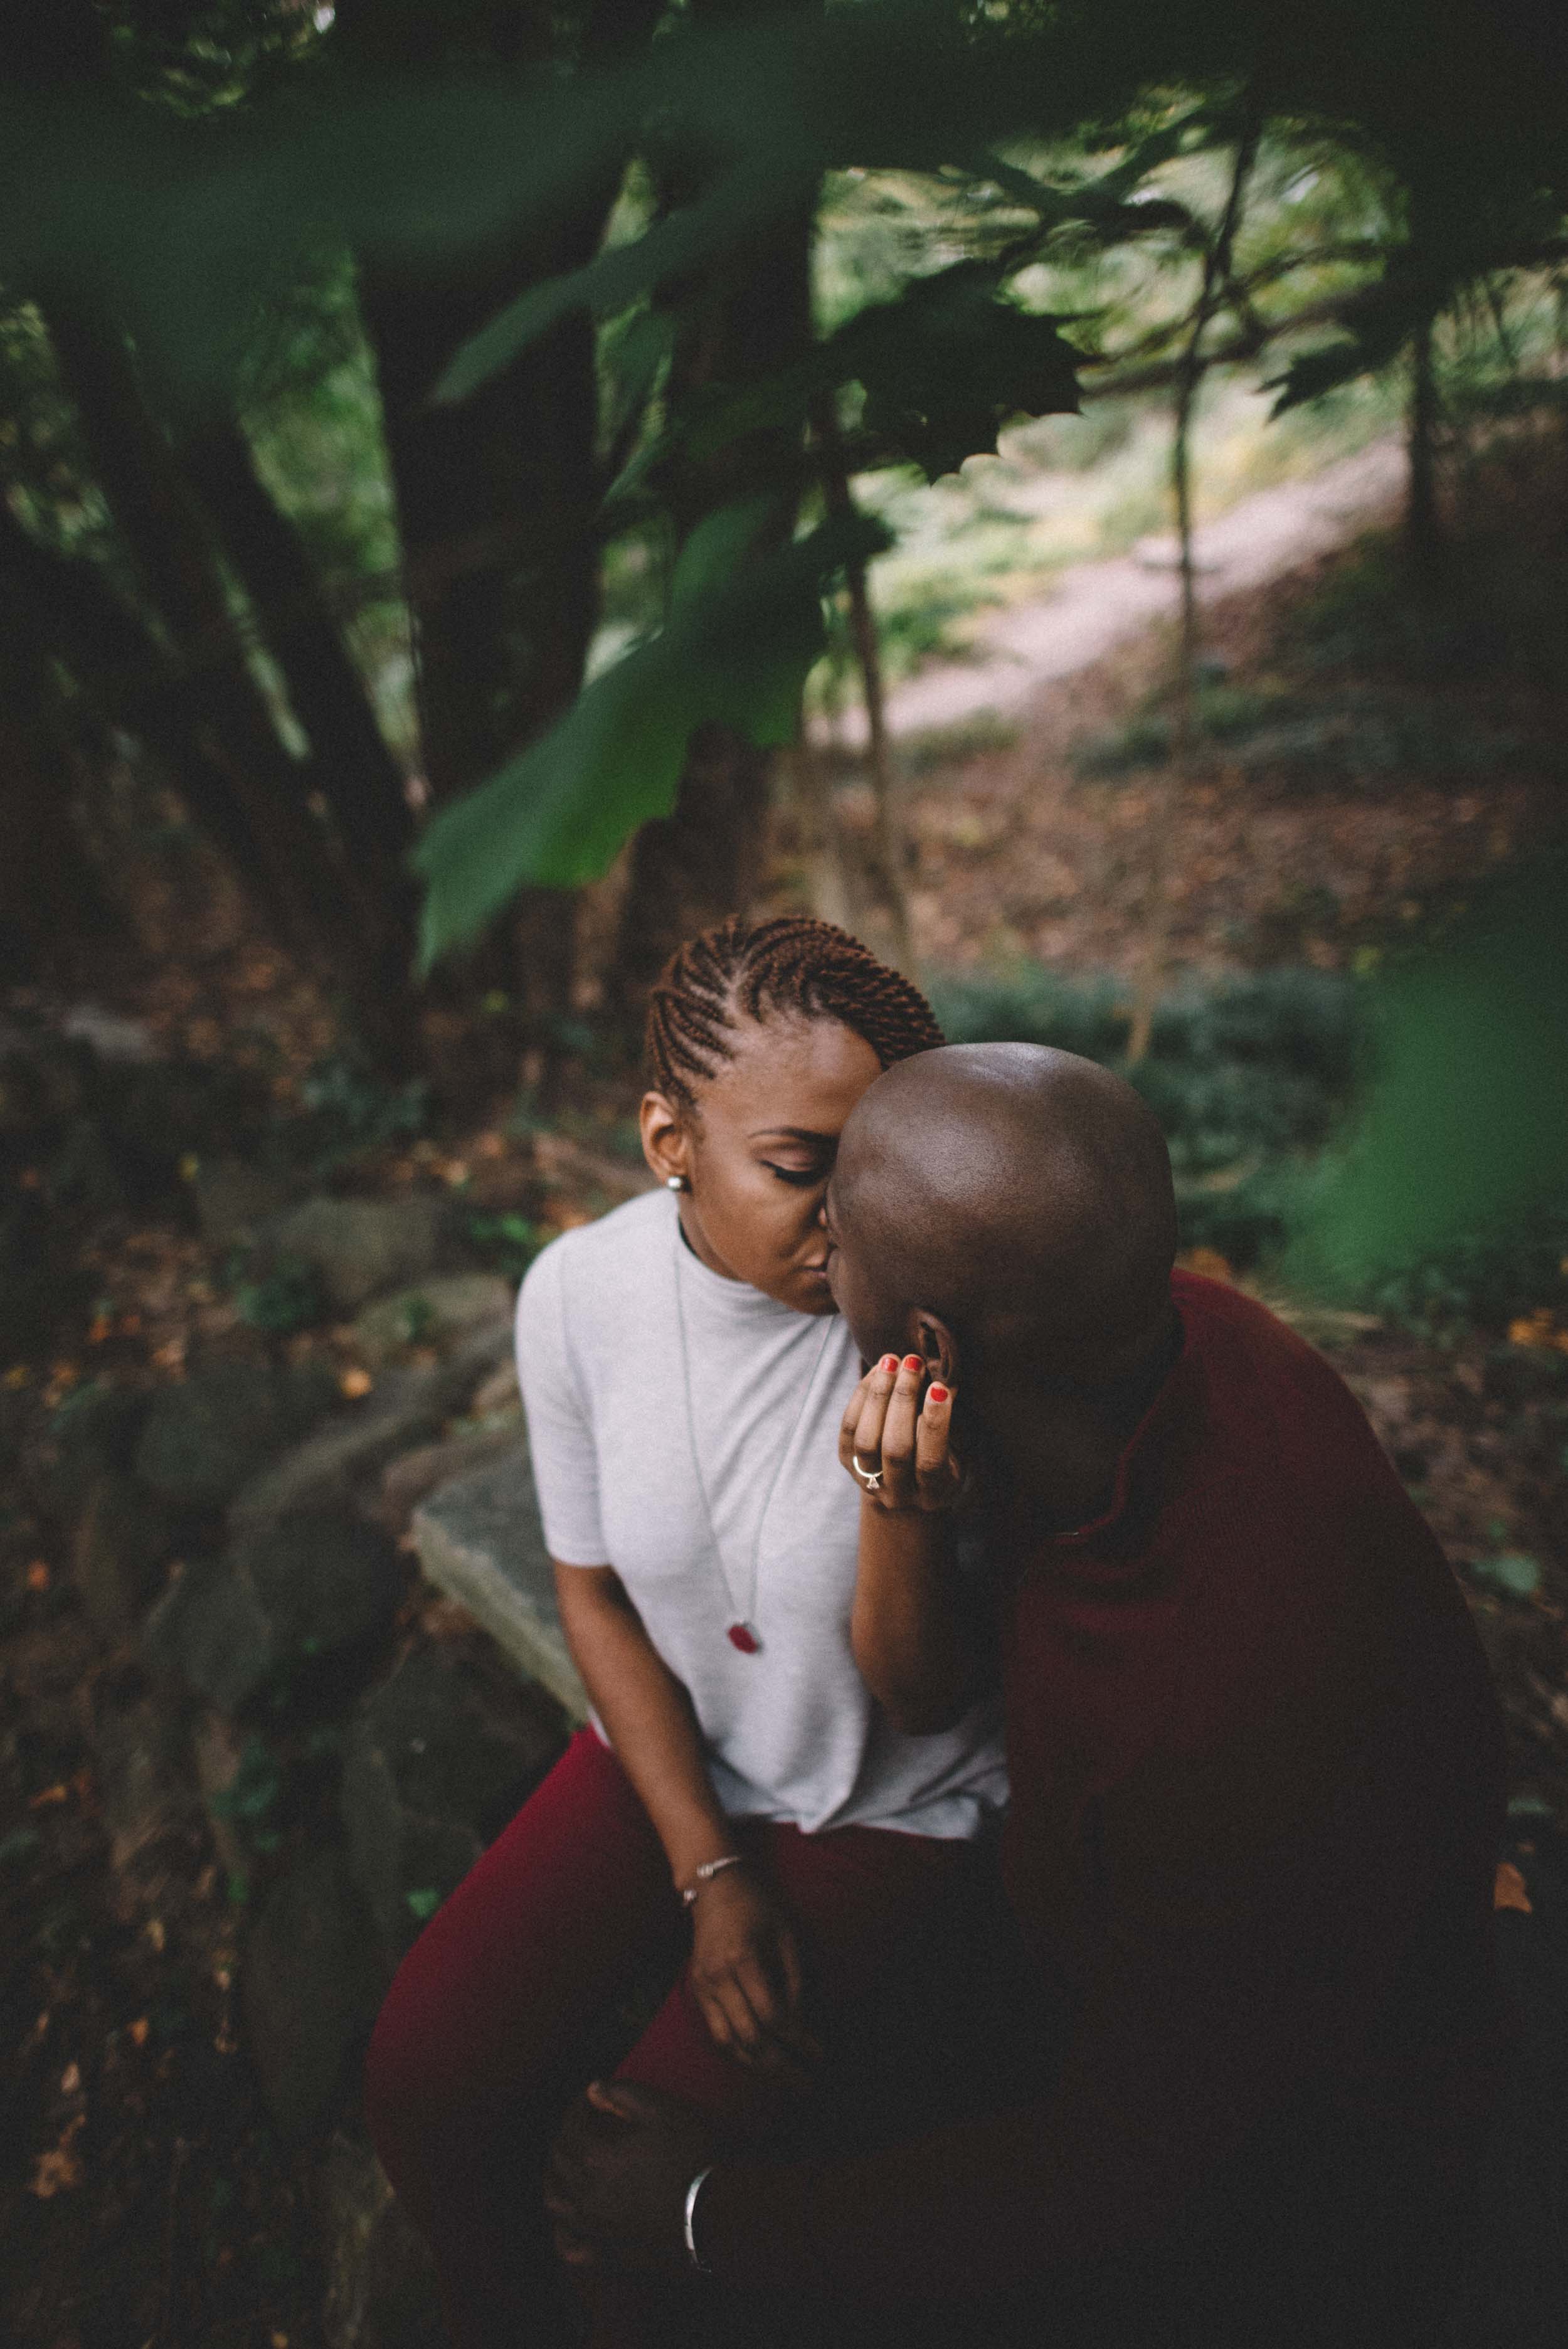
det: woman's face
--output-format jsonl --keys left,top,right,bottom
{"left": 640, "top": 1014, "right": 883, "bottom": 1315}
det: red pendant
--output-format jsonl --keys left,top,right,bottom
{"left": 726, "top": 1621, "right": 761, "bottom": 1655}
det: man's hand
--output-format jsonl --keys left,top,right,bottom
{"left": 840, "top": 1353, "right": 965, "bottom": 1514}
{"left": 688, "top": 1868, "right": 821, "bottom": 2081}
{"left": 544, "top": 2080, "right": 719, "bottom": 2277}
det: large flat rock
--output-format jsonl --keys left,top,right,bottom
{"left": 410, "top": 1450, "right": 586, "bottom": 1722}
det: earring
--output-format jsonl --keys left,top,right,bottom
{"left": 665, "top": 1174, "right": 687, "bottom": 1193}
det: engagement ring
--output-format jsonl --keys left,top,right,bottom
{"left": 851, "top": 1453, "right": 884, "bottom": 1491}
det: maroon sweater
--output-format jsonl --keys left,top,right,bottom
{"left": 702, "top": 1273, "right": 1507, "bottom": 2295}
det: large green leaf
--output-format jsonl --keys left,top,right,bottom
{"left": 432, "top": 159, "right": 802, "bottom": 405}
{"left": 410, "top": 506, "right": 889, "bottom": 968}
{"left": 1284, "top": 858, "right": 1568, "bottom": 1293}
{"left": 615, "top": 261, "right": 1084, "bottom": 496}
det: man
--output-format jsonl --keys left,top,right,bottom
{"left": 547, "top": 1043, "right": 1508, "bottom": 2347}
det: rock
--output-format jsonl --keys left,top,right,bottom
{"left": 144, "top": 1510, "right": 405, "bottom": 1713}
{"left": 53, "top": 1377, "right": 151, "bottom": 1480}
{"left": 191, "top": 1709, "right": 249, "bottom": 1878}
{"left": 352, "top": 1274, "right": 513, "bottom": 1367}
{"left": 373, "top": 1411, "right": 522, "bottom": 1534}
{"left": 228, "top": 1320, "right": 514, "bottom": 1527}
{"left": 268, "top": 1196, "right": 447, "bottom": 1314}
{"left": 72, "top": 1472, "right": 171, "bottom": 1635}
{"left": 192, "top": 1157, "right": 294, "bottom": 1249}
{"left": 134, "top": 1360, "right": 339, "bottom": 1512}
{"left": 144, "top": 1554, "right": 273, "bottom": 1715}
{"left": 341, "top": 1643, "right": 560, "bottom": 1963}
{"left": 317, "top": 2131, "right": 445, "bottom": 2349}
{"left": 469, "top": 1359, "right": 519, "bottom": 1418}
{"left": 410, "top": 1452, "right": 587, "bottom": 1721}
{"left": 242, "top": 1846, "right": 376, "bottom": 2136}
{"left": 60, "top": 1003, "right": 159, "bottom": 1061}
{"left": 85, "top": 1679, "right": 198, "bottom": 1880}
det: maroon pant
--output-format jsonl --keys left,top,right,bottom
{"left": 364, "top": 1728, "right": 978, "bottom": 2348}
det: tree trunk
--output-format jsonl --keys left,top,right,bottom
{"left": 0, "top": 497, "right": 304, "bottom": 948}
{"left": 812, "top": 396, "right": 913, "bottom": 975}
{"left": 38, "top": 298, "right": 418, "bottom": 1068}
{"left": 339, "top": 0, "right": 666, "bottom": 1094}
{"left": 0, "top": 582, "right": 124, "bottom": 989}
{"left": 608, "top": 199, "right": 817, "bottom": 1038}
{"left": 178, "top": 415, "right": 415, "bottom": 936}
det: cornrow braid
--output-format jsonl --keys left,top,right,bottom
{"left": 645, "top": 916, "right": 945, "bottom": 1112}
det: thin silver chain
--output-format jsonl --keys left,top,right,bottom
{"left": 670, "top": 1221, "right": 835, "bottom": 1644}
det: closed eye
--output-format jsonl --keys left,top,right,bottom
{"left": 763, "top": 1162, "right": 827, "bottom": 1187}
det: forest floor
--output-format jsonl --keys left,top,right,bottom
{"left": 4, "top": 468, "right": 1568, "bottom": 2349}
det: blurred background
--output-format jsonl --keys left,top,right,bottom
{"left": 2, "top": 4, "right": 1566, "bottom": 2344}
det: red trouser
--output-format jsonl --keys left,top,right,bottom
{"left": 364, "top": 1727, "right": 978, "bottom": 2349}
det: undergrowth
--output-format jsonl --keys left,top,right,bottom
{"left": 928, "top": 960, "right": 1565, "bottom": 1336}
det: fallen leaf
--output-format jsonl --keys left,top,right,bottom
{"left": 127, "top": 2017, "right": 150, "bottom": 2048}
{"left": 29, "top": 1784, "right": 68, "bottom": 1810}
{"left": 25, "top": 1561, "right": 51, "bottom": 1593}
{"left": 28, "top": 2116, "right": 85, "bottom": 2197}
{"left": 339, "top": 1367, "right": 373, "bottom": 1400}
{"left": 1493, "top": 1860, "right": 1532, "bottom": 1915}
{"left": 144, "top": 1917, "right": 166, "bottom": 1953}
{"left": 60, "top": 2062, "right": 80, "bottom": 2095}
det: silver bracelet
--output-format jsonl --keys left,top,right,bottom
{"left": 683, "top": 2165, "right": 716, "bottom": 2276}
{"left": 681, "top": 1853, "right": 744, "bottom": 1907}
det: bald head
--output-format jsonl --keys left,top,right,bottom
{"left": 829, "top": 1042, "right": 1177, "bottom": 1376}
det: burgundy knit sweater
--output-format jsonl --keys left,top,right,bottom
{"left": 702, "top": 1273, "right": 1508, "bottom": 2296}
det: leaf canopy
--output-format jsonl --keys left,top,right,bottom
{"left": 410, "top": 503, "right": 890, "bottom": 967}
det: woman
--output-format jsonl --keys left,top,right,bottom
{"left": 366, "top": 918, "right": 1008, "bottom": 2349}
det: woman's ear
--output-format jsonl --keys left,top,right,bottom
{"left": 912, "top": 1310, "right": 958, "bottom": 1386}
{"left": 639, "top": 1090, "right": 689, "bottom": 1188}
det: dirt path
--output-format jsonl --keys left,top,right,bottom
{"left": 834, "top": 438, "right": 1406, "bottom": 746}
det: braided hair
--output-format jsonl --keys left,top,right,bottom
{"left": 645, "top": 916, "right": 945, "bottom": 1113}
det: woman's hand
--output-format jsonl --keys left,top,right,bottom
{"left": 840, "top": 1353, "right": 966, "bottom": 1515}
{"left": 687, "top": 1866, "right": 820, "bottom": 2082}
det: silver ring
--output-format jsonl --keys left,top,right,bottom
{"left": 851, "top": 1453, "right": 883, "bottom": 1491}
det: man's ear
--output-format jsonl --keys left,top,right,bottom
{"left": 639, "top": 1090, "right": 689, "bottom": 1187}
{"left": 911, "top": 1310, "right": 958, "bottom": 1386}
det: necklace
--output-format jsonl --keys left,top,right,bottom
{"left": 671, "top": 1224, "right": 834, "bottom": 1655}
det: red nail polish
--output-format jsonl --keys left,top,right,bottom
{"left": 928, "top": 1384, "right": 948, "bottom": 1403}
{"left": 879, "top": 1354, "right": 899, "bottom": 1372}
{"left": 903, "top": 1355, "right": 923, "bottom": 1373}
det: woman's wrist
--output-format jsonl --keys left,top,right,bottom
{"left": 679, "top": 1853, "right": 747, "bottom": 1906}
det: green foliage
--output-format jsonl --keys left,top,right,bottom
{"left": 465, "top": 1213, "right": 547, "bottom": 1284}
{"left": 931, "top": 962, "right": 1361, "bottom": 1271}
{"left": 1470, "top": 1552, "right": 1544, "bottom": 1601}
{"left": 280, "top": 1053, "right": 431, "bottom": 1172}
{"left": 206, "top": 1732, "right": 284, "bottom": 1861}
{"left": 1286, "top": 857, "right": 1568, "bottom": 1302}
{"left": 411, "top": 502, "right": 889, "bottom": 964}
{"left": 615, "top": 262, "right": 1083, "bottom": 493}
{"left": 228, "top": 1251, "right": 327, "bottom": 1337}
